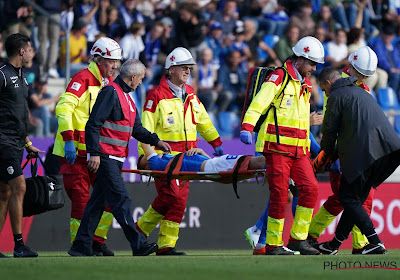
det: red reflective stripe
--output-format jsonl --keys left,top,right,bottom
{"left": 61, "top": 130, "right": 85, "bottom": 143}
{"left": 208, "top": 137, "right": 222, "bottom": 148}
{"left": 101, "top": 142, "right": 128, "bottom": 157}
{"left": 100, "top": 126, "right": 131, "bottom": 140}
{"left": 266, "top": 124, "right": 307, "bottom": 139}
{"left": 73, "top": 130, "right": 86, "bottom": 144}
{"left": 61, "top": 130, "right": 74, "bottom": 141}
{"left": 264, "top": 142, "right": 307, "bottom": 158}
{"left": 77, "top": 149, "right": 87, "bottom": 157}
{"left": 187, "top": 95, "right": 199, "bottom": 125}
{"left": 183, "top": 94, "right": 193, "bottom": 119}
{"left": 241, "top": 123, "right": 255, "bottom": 133}
{"left": 155, "top": 141, "right": 198, "bottom": 153}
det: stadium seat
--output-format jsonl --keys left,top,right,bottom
{"left": 377, "top": 87, "right": 400, "bottom": 111}
{"left": 257, "top": 35, "right": 279, "bottom": 62}
{"left": 217, "top": 112, "right": 241, "bottom": 138}
{"left": 394, "top": 115, "right": 400, "bottom": 136}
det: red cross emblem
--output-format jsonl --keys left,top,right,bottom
{"left": 170, "top": 56, "right": 175, "bottom": 61}
{"left": 304, "top": 46, "right": 310, "bottom": 53}
{"left": 353, "top": 55, "right": 358, "bottom": 60}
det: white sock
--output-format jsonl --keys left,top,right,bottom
{"left": 252, "top": 225, "right": 261, "bottom": 234}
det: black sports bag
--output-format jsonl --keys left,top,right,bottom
{"left": 22, "top": 153, "right": 65, "bottom": 217}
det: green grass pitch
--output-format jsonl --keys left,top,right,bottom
{"left": 1, "top": 250, "right": 399, "bottom": 280}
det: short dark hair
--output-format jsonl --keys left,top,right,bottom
{"left": 129, "top": 21, "right": 145, "bottom": 34}
{"left": 178, "top": 2, "right": 198, "bottom": 14}
{"left": 318, "top": 66, "right": 341, "bottom": 84}
{"left": 5, "top": 33, "right": 31, "bottom": 58}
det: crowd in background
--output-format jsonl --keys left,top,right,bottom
{"left": 1, "top": 0, "right": 400, "bottom": 139}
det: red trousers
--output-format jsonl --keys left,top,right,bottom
{"left": 151, "top": 178, "right": 190, "bottom": 223}
{"left": 61, "top": 157, "right": 111, "bottom": 244}
{"left": 265, "top": 153, "right": 318, "bottom": 219}
{"left": 323, "top": 172, "right": 374, "bottom": 216}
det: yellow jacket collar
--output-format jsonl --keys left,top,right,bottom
{"left": 285, "top": 60, "right": 312, "bottom": 89}
{"left": 88, "top": 61, "right": 103, "bottom": 85}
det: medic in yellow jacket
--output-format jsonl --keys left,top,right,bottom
{"left": 241, "top": 60, "right": 312, "bottom": 157}
{"left": 54, "top": 61, "right": 111, "bottom": 157}
{"left": 138, "top": 75, "right": 222, "bottom": 156}
{"left": 241, "top": 36, "right": 325, "bottom": 255}
{"left": 137, "top": 47, "right": 222, "bottom": 255}
{"left": 53, "top": 37, "right": 122, "bottom": 257}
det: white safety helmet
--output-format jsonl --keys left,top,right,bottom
{"left": 292, "top": 36, "right": 325, "bottom": 64}
{"left": 165, "top": 47, "right": 196, "bottom": 69}
{"left": 348, "top": 46, "right": 378, "bottom": 77}
{"left": 90, "top": 37, "right": 122, "bottom": 60}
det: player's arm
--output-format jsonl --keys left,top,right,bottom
{"left": 141, "top": 143, "right": 157, "bottom": 157}
{"left": 185, "top": 148, "right": 211, "bottom": 158}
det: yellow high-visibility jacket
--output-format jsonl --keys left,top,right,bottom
{"left": 138, "top": 75, "right": 221, "bottom": 155}
{"left": 242, "top": 60, "right": 312, "bottom": 158}
{"left": 53, "top": 61, "right": 112, "bottom": 157}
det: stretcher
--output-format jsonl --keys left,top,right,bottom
{"left": 122, "top": 154, "right": 266, "bottom": 198}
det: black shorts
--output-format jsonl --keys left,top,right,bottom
{"left": 0, "top": 146, "right": 24, "bottom": 183}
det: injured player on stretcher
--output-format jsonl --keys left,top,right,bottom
{"left": 138, "top": 144, "right": 266, "bottom": 173}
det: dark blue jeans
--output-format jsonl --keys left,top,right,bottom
{"left": 72, "top": 155, "right": 146, "bottom": 254}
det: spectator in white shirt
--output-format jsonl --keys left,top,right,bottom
{"left": 119, "top": 21, "right": 145, "bottom": 61}
{"left": 326, "top": 28, "right": 348, "bottom": 69}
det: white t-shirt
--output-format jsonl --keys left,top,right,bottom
{"left": 204, "top": 154, "right": 241, "bottom": 173}
{"left": 120, "top": 33, "right": 145, "bottom": 60}
{"left": 327, "top": 41, "right": 348, "bottom": 62}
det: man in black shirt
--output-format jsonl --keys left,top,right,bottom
{"left": 0, "top": 33, "right": 44, "bottom": 258}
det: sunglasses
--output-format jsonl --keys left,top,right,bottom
{"left": 180, "top": 66, "right": 194, "bottom": 71}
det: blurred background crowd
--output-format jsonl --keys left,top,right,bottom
{"left": 1, "top": 0, "right": 400, "bottom": 140}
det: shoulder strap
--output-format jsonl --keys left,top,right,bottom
{"left": 165, "top": 153, "right": 185, "bottom": 187}
{"left": 231, "top": 155, "right": 252, "bottom": 199}
{"left": 254, "top": 67, "right": 290, "bottom": 133}
{"left": 274, "top": 67, "right": 289, "bottom": 100}
{"left": 21, "top": 153, "right": 50, "bottom": 176}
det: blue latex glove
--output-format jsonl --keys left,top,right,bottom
{"left": 240, "top": 131, "right": 252, "bottom": 145}
{"left": 329, "top": 159, "right": 341, "bottom": 174}
{"left": 213, "top": 146, "right": 224, "bottom": 156}
{"left": 64, "top": 141, "right": 77, "bottom": 164}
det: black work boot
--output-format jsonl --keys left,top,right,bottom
{"left": 93, "top": 243, "right": 114, "bottom": 256}
{"left": 156, "top": 247, "right": 186, "bottom": 256}
{"left": 287, "top": 240, "right": 321, "bottom": 255}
